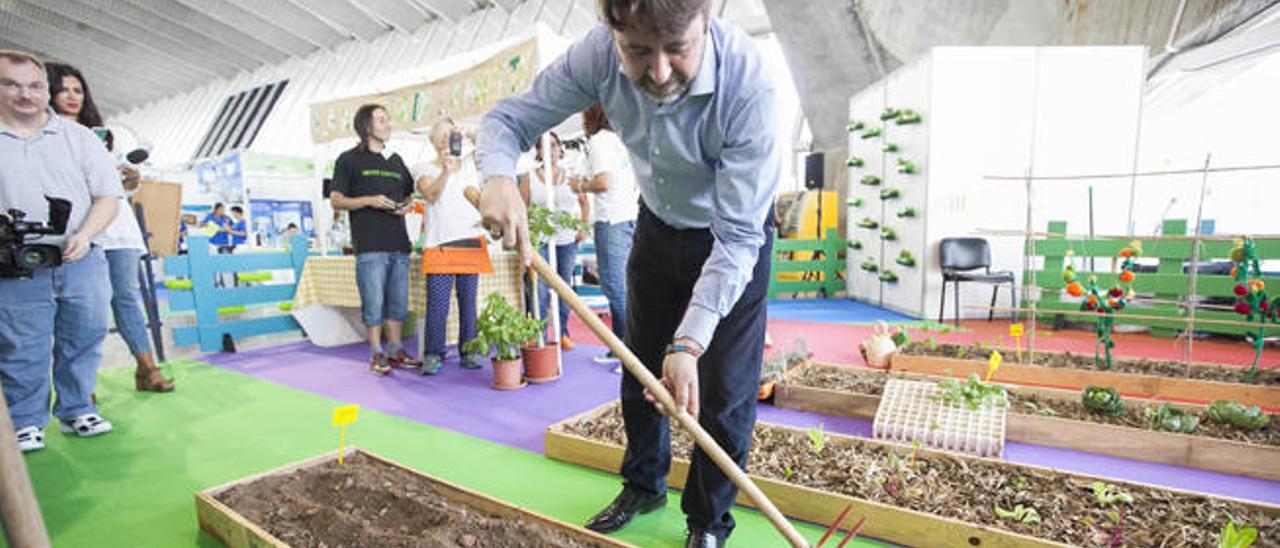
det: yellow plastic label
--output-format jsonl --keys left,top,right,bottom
{"left": 332, "top": 404, "right": 360, "bottom": 426}
{"left": 1009, "top": 323, "right": 1024, "bottom": 337}
{"left": 986, "top": 350, "right": 1002, "bottom": 382}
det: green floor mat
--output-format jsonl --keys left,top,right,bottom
{"left": 11, "top": 360, "right": 875, "bottom": 547}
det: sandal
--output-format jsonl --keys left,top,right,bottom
{"left": 16, "top": 426, "right": 44, "bottom": 453}
{"left": 59, "top": 413, "right": 113, "bottom": 437}
{"left": 370, "top": 353, "right": 391, "bottom": 376}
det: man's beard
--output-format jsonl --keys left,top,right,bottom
{"left": 635, "top": 71, "right": 690, "bottom": 103}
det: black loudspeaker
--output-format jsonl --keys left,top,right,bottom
{"left": 804, "top": 152, "right": 824, "bottom": 190}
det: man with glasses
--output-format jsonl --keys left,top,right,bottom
{"left": 0, "top": 50, "right": 121, "bottom": 452}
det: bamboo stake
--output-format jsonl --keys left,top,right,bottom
{"left": 0, "top": 377, "right": 51, "bottom": 548}
{"left": 1184, "top": 155, "right": 1212, "bottom": 371}
{"left": 975, "top": 306, "right": 1280, "bottom": 329}
{"left": 973, "top": 229, "right": 1280, "bottom": 241}
{"left": 982, "top": 163, "right": 1280, "bottom": 181}
{"left": 1024, "top": 170, "right": 1037, "bottom": 365}
{"left": 464, "top": 187, "right": 806, "bottom": 547}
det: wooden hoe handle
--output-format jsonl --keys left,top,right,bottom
{"left": 464, "top": 187, "right": 806, "bottom": 547}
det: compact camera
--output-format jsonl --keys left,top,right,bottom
{"left": 0, "top": 197, "right": 72, "bottom": 279}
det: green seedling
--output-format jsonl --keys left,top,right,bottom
{"left": 1145, "top": 403, "right": 1200, "bottom": 434}
{"left": 1021, "top": 401, "right": 1060, "bottom": 417}
{"left": 993, "top": 504, "right": 1041, "bottom": 525}
{"left": 783, "top": 466, "right": 795, "bottom": 481}
{"left": 1207, "top": 401, "right": 1271, "bottom": 432}
{"left": 1091, "top": 481, "right": 1133, "bottom": 506}
{"left": 1220, "top": 519, "right": 1259, "bottom": 548}
{"left": 934, "top": 374, "right": 1008, "bottom": 410}
{"left": 807, "top": 423, "right": 828, "bottom": 455}
{"left": 1082, "top": 386, "right": 1126, "bottom": 417}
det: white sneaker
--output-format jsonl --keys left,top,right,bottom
{"left": 16, "top": 426, "right": 44, "bottom": 453}
{"left": 592, "top": 352, "right": 621, "bottom": 364}
{"left": 59, "top": 413, "right": 113, "bottom": 437}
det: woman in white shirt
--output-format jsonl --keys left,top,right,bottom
{"left": 570, "top": 104, "right": 639, "bottom": 364}
{"left": 519, "top": 132, "right": 589, "bottom": 350}
{"left": 47, "top": 62, "right": 173, "bottom": 392}
{"left": 412, "top": 119, "right": 492, "bottom": 374}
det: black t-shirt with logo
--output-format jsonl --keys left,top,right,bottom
{"left": 330, "top": 148, "right": 415, "bottom": 253}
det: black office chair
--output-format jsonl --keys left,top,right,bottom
{"left": 938, "top": 238, "right": 1017, "bottom": 326}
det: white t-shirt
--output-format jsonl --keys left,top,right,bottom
{"left": 411, "top": 158, "right": 485, "bottom": 248}
{"left": 526, "top": 168, "right": 579, "bottom": 246}
{"left": 98, "top": 189, "right": 147, "bottom": 251}
{"left": 587, "top": 130, "right": 639, "bottom": 225}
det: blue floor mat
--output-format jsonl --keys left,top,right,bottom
{"left": 767, "top": 298, "right": 916, "bottom": 324}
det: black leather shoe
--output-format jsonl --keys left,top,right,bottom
{"left": 685, "top": 529, "right": 724, "bottom": 548}
{"left": 584, "top": 488, "right": 667, "bottom": 533}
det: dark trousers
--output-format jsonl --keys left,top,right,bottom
{"left": 424, "top": 273, "right": 478, "bottom": 357}
{"left": 618, "top": 204, "right": 771, "bottom": 537}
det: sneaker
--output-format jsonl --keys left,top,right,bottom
{"left": 369, "top": 352, "right": 391, "bottom": 376}
{"left": 592, "top": 352, "right": 620, "bottom": 364}
{"left": 560, "top": 335, "right": 575, "bottom": 351}
{"left": 421, "top": 354, "right": 443, "bottom": 375}
{"left": 387, "top": 349, "right": 423, "bottom": 368}
{"left": 16, "top": 426, "right": 44, "bottom": 453}
{"left": 59, "top": 413, "right": 113, "bottom": 438}
{"left": 460, "top": 353, "right": 484, "bottom": 370}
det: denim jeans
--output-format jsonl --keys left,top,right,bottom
{"left": 106, "top": 248, "right": 152, "bottom": 354}
{"left": 526, "top": 242, "right": 577, "bottom": 337}
{"left": 593, "top": 220, "right": 635, "bottom": 342}
{"left": 354, "top": 251, "right": 410, "bottom": 327}
{"left": 0, "top": 246, "right": 109, "bottom": 430}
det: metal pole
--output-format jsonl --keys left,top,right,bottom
{"left": 541, "top": 134, "right": 562, "bottom": 373}
{"left": 0, "top": 377, "right": 52, "bottom": 548}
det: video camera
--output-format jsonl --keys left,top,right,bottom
{"left": 0, "top": 197, "right": 72, "bottom": 279}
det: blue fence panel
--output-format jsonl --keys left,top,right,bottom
{"left": 164, "top": 235, "right": 309, "bottom": 352}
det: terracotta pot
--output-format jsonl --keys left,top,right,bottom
{"left": 523, "top": 343, "right": 560, "bottom": 383}
{"left": 757, "top": 380, "right": 777, "bottom": 401}
{"left": 491, "top": 358, "right": 525, "bottom": 390}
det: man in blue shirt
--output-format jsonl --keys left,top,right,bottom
{"left": 228, "top": 205, "right": 248, "bottom": 249}
{"left": 477, "top": 2, "right": 778, "bottom": 546}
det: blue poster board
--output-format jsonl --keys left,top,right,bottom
{"left": 195, "top": 152, "right": 244, "bottom": 204}
{"left": 248, "top": 199, "right": 314, "bottom": 248}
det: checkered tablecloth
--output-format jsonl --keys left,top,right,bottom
{"left": 294, "top": 248, "right": 524, "bottom": 344}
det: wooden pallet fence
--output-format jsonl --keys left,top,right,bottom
{"left": 769, "top": 227, "right": 846, "bottom": 298}
{"left": 165, "top": 235, "right": 309, "bottom": 352}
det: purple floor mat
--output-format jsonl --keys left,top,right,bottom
{"left": 203, "top": 341, "right": 1280, "bottom": 505}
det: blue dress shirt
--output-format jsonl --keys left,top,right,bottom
{"left": 478, "top": 18, "right": 779, "bottom": 348}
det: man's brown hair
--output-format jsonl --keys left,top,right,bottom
{"left": 0, "top": 50, "right": 46, "bottom": 75}
{"left": 597, "top": 0, "right": 710, "bottom": 38}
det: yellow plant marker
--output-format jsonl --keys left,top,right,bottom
{"left": 986, "top": 350, "right": 1002, "bottom": 382}
{"left": 1009, "top": 323, "right": 1024, "bottom": 361}
{"left": 332, "top": 404, "right": 360, "bottom": 466}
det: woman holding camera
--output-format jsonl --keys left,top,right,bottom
{"left": 411, "top": 119, "right": 491, "bottom": 374}
{"left": 48, "top": 62, "right": 173, "bottom": 392}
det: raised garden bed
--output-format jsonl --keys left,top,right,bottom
{"left": 197, "top": 448, "right": 629, "bottom": 547}
{"left": 777, "top": 362, "right": 1280, "bottom": 481}
{"left": 892, "top": 342, "right": 1280, "bottom": 409}
{"left": 547, "top": 402, "right": 1279, "bottom": 547}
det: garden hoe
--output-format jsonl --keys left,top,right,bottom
{"left": 464, "top": 187, "right": 808, "bottom": 547}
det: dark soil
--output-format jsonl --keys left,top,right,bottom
{"left": 557, "top": 403, "right": 1279, "bottom": 547}
{"left": 788, "top": 364, "right": 1280, "bottom": 446}
{"left": 900, "top": 342, "right": 1280, "bottom": 386}
{"left": 214, "top": 452, "right": 610, "bottom": 548}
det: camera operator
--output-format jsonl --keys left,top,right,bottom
{"left": 0, "top": 51, "right": 121, "bottom": 453}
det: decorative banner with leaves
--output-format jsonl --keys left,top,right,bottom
{"left": 1228, "top": 237, "right": 1278, "bottom": 381}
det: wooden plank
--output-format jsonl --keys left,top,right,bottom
{"left": 777, "top": 364, "right": 1280, "bottom": 481}
{"left": 197, "top": 448, "right": 630, "bottom": 548}
{"left": 889, "top": 353, "right": 1280, "bottom": 408}
{"left": 773, "top": 384, "right": 880, "bottom": 419}
{"left": 544, "top": 429, "right": 1063, "bottom": 548}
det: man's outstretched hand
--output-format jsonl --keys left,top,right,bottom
{"left": 477, "top": 177, "right": 533, "bottom": 265}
